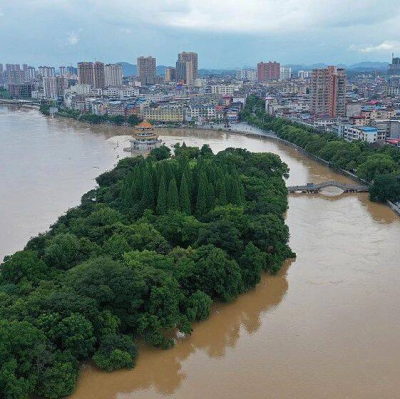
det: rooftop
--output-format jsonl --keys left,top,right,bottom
{"left": 357, "top": 126, "right": 378, "bottom": 133}
{"left": 135, "top": 120, "right": 154, "bottom": 130}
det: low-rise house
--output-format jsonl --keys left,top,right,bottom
{"left": 343, "top": 125, "right": 378, "bottom": 143}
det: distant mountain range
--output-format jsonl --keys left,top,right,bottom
{"left": 117, "top": 62, "right": 167, "bottom": 77}
{"left": 118, "top": 61, "right": 390, "bottom": 77}
{"left": 286, "top": 62, "right": 390, "bottom": 72}
{"left": 117, "top": 62, "right": 237, "bottom": 78}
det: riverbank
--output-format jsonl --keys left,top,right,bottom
{"left": 0, "top": 99, "right": 40, "bottom": 108}
{"left": 198, "top": 122, "right": 370, "bottom": 186}
{"left": 1, "top": 146, "right": 294, "bottom": 399}
{"left": 38, "top": 104, "right": 400, "bottom": 214}
{"left": 240, "top": 95, "right": 400, "bottom": 207}
{"left": 3, "top": 105, "right": 400, "bottom": 399}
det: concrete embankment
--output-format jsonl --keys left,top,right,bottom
{"left": 388, "top": 201, "right": 400, "bottom": 217}
{"left": 0, "top": 99, "right": 40, "bottom": 108}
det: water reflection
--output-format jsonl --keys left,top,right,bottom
{"left": 72, "top": 262, "right": 291, "bottom": 399}
{"left": 357, "top": 193, "right": 398, "bottom": 224}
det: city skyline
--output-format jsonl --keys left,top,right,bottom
{"left": 1, "top": 1, "right": 400, "bottom": 67}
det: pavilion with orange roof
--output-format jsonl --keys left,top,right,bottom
{"left": 130, "top": 120, "right": 162, "bottom": 152}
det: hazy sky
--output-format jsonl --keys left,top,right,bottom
{"left": 1, "top": 0, "right": 400, "bottom": 68}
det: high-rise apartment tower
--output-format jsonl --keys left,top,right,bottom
{"left": 310, "top": 66, "right": 346, "bottom": 117}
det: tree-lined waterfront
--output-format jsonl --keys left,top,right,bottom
{"left": 0, "top": 143, "right": 293, "bottom": 398}
{"left": 240, "top": 95, "right": 400, "bottom": 203}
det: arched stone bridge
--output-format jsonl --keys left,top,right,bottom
{"left": 287, "top": 180, "right": 369, "bottom": 194}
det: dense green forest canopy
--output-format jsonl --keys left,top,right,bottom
{"left": 0, "top": 145, "right": 294, "bottom": 399}
{"left": 240, "top": 95, "right": 400, "bottom": 203}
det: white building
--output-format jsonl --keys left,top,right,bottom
{"left": 210, "top": 84, "right": 240, "bottom": 96}
{"left": 341, "top": 125, "right": 378, "bottom": 143}
{"left": 265, "top": 96, "right": 278, "bottom": 115}
{"left": 43, "top": 77, "right": 57, "bottom": 99}
{"left": 65, "top": 84, "right": 91, "bottom": 96}
{"left": 298, "top": 70, "right": 311, "bottom": 79}
{"left": 194, "top": 78, "right": 206, "bottom": 88}
{"left": 236, "top": 69, "right": 257, "bottom": 81}
{"left": 38, "top": 66, "right": 56, "bottom": 78}
{"left": 105, "top": 64, "right": 123, "bottom": 87}
{"left": 187, "top": 104, "right": 217, "bottom": 121}
{"left": 103, "top": 86, "right": 139, "bottom": 98}
{"left": 26, "top": 67, "right": 36, "bottom": 80}
{"left": 280, "top": 66, "right": 292, "bottom": 81}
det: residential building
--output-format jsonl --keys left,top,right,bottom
{"left": 265, "top": 96, "right": 279, "bottom": 115}
{"left": 137, "top": 56, "right": 156, "bottom": 85}
{"left": 210, "top": 84, "right": 240, "bottom": 96}
{"left": 78, "top": 62, "right": 95, "bottom": 86}
{"left": 340, "top": 125, "right": 378, "bottom": 143}
{"left": 388, "top": 57, "right": 400, "bottom": 76}
{"left": 93, "top": 62, "right": 105, "bottom": 89}
{"left": 38, "top": 66, "right": 56, "bottom": 78}
{"left": 104, "top": 64, "right": 123, "bottom": 87}
{"left": 7, "top": 83, "right": 34, "bottom": 98}
{"left": 26, "top": 67, "right": 36, "bottom": 80}
{"left": 346, "top": 102, "right": 362, "bottom": 117}
{"left": 371, "top": 119, "right": 400, "bottom": 140}
{"left": 164, "top": 67, "right": 176, "bottom": 82}
{"left": 298, "top": 70, "right": 311, "bottom": 79}
{"left": 43, "top": 76, "right": 67, "bottom": 99}
{"left": 175, "top": 61, "right": 187, "bottom": 83}
{"left": 257, "top": 61, "right": 280, "bottom": 82}
{"left": 6, "top": 70, "right": 24, "bottom": 85}
{"left": 236, "top": 69, "right": 257, "bottom": 81}
{"left": 103, "top": 86, "right": 139, "bottom": 98}
{"left": 360, "top": 106, "right": 396, "bottom": 122}
{"left": 310, "top": 66, "right": 346, "bottom": 117}
{"left": 187, "top": 104, "right": 217, "bottom": 122}
{"left": 64, "top": 83, "right": 91, "bottom": 97}
{"left": 142, "top": 104, "right": 184, "bottom": 123}
{"left": 280, "top": 66, "right": 292, "bottom": 81}
{"left": 178, "top": 52, "right": 198, "bottom": 86}
{"left": 107, "top": 101, "right": 126, "bottom": 116}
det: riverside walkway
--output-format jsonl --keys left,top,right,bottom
{"left": 288, "top": 181, "right": 369, "bottom": 194}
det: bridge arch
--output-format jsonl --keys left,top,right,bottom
{"left": 287, "top": 180, "right": 369, "bottom": 194}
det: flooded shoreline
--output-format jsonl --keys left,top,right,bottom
{"left": 1, "top": 106, "right": 400, "bottom": 399}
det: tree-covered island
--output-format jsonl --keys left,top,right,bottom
{"left": 0, "top": 145, "right": 294, "bottom": 399}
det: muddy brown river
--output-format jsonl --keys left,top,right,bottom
{"left": 1, "top": 106, "right": 400, "bottom": 399}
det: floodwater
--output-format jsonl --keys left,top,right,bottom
{"left": 1, "top": 106, "right": 400, "bottom": 399}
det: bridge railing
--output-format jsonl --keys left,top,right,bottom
{"left": 287, "top": 181, "right": 369, "bottom": 192}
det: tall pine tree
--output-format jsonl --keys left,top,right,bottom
{"left": 141, "top": 167, "right": 155, "bottom": 210}
{"left": 156, "top": 172, "right": 167, "bottom": 214}
{"left": 230, "top": 175, "right": 243, "bottom": 206}
{"left": 180, "top": 174, "right": 191, "bottom": 214}
{"left": 216, "top": 179, "right": 227, "bottom": 206}
{"left": 206, "top": 183, "right": 216, "bottom": 210}
{"left": 167, "top": 178, "right": 180, "bottom": 211}
{"left": 196, "top": 171, "right": 208, "bottom": 217}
